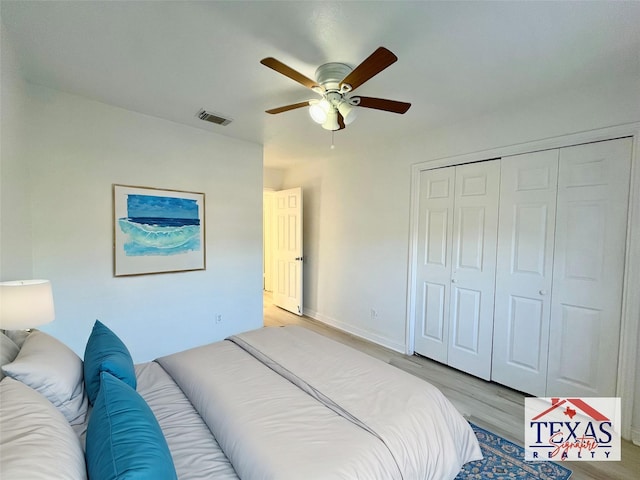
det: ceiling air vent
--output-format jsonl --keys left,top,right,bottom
{"left": 196, "top": 109, "right": 232, "bottom": 126}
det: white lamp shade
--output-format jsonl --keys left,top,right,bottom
{"left": 337, "top": 101, "right": 358, "bottom": 125}
{"left": 322, "top": 108, "right": 340, "bottom": 131}
{"left": 309, "top": 99, "right": 330, "bottom": 124}
{"left": 0, "top": 280, "right": 55, "bottom": 329}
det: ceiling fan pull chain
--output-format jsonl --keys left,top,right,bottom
{"left": 331, "top": 130, "right": 335, "bottom": 150}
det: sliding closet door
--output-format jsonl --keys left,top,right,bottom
{"left": 447, "top": 160, "right": 500, "bottom": 380}
{"left": 546, "top": 138, "right": 632, "bottom": 397}
{"left": 491, "top": 150, "right": 558, "bottom": 396}
{"left": 413, "top": 167, "right": 455, "bottom": 363}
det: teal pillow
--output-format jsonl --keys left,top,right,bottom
{"left": 86, "top": 372, "right": 177, "bottom": 480}
{"left": 84, "top": 320, "right": 136, "bottom": 405}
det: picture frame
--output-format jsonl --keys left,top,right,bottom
{"left": 113, "top": 184, "right": 205, "bottom": 276}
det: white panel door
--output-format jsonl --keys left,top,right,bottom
{"left": 492, "top": 150, "right": 559, "bottom": 396}
{"left": 547, "top": 138, "right": 632, "bottom": 397}
{"left": 448, "top": 160, "right": 500, "bottom": 380}
{"left": 413, "top": 167, "right": 455, "bottom": 363}
{"left": 273, "top": 188, "right": 303, "bottom": 315}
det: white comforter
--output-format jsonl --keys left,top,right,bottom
{"left": 157, "top": 326, "right": 481, "bottom": 480}
{"left": 136, "top": 361, "right": 239, "bottom": 479}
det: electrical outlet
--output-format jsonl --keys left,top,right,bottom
{"left": 215, "top": 314, "right": 223, "bottom": 324}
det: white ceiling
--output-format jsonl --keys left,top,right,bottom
{"left": 2, "top": 1, "right": 639, "bottom": 169}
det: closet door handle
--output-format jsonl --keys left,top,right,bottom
{"left": 451, "top": 279, "right": 457, "bottom": 284}
{"left": 539, "top": 289, "right": 547, "bottom": 296}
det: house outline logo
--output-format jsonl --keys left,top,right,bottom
{"left": 524, "top": 397, "right": 621, "bottom": 462}
{"left": 531, "top": 398, "right": 609, "bottom": 422}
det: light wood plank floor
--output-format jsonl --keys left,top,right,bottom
{"left": 263, "top": 294, "right": 640, "bottom": 480}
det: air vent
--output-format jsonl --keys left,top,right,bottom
{"left": 196, "top": 109, "right": 232, "bottom": 126}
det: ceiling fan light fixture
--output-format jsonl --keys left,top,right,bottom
{"left": 322, "top": 108, "right": 340, "bottom": 131}
{"left": 309, "top": 99, "right": 330, "bottom": 124}
{"left": 337, "top": 100, "right": 358, "bottom": 125}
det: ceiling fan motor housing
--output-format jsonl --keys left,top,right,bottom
{"left": 315, "top": 62, "right": 352, "bottom": 91}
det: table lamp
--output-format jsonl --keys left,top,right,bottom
{"left": 0, "top": 279, "right": 55, "bottom": 330}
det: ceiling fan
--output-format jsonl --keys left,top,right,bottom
{"left": 261, "top": 47, "right": 411, "bottom": 131}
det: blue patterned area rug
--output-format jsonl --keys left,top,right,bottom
{"left": 456, "top": 422, "right": 572, "bottom": 479}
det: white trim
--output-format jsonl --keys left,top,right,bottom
{"left": 618, "top": 129, "right": 640, "bottom": 441}
{"left": 262, "top": 190, "right": 275, "bottom": 292}
{"left": 304, "top": 307, "right": 406, "bottom": 354}
{"left": 632, "top": 427, "right": 640, "bottom": 447}
{"left": 405, "top": 122, "right": 640, "bottom": 440}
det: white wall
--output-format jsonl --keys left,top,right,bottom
{"left": 263, "top": 167, "right": 285, "bottom": 191}
{"left": 12, "top": 85, "right": 263, "bottom": 362}
{"left": 285, "top": 155, "right": 409, "bottom": 350}
{"left": 0, "top": 21, "right": 33, "bottom": 279}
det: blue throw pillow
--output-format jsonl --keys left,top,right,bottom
{"left": 84, "top": 320, "right": 136, "bottom": 405}
{"left": 86, "top": 371, "right": 177, "bottom": 480}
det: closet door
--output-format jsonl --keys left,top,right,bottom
{"left": 447, "top": 160, "right": 500, "bottom": 380}
{"left": 546, "top": 138, "right": 632, "bottom": 397}
{"left": 413, "top": 167, "right": 455, "bottom": 363}
{"left": 491, "top": 150, "right": 558, "bottom": 396}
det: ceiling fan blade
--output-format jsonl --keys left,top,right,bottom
{"left": 266, "top": 101, "right": 310, "bottom": 114}
{"left": 261, "top": 57, "right": 321, "bottom": 91}
{"left": 340, "top": 47, "right": 398, "bottom": 92}
{"left": 357, "top": 96, "right": 411, "bottom": 114}
{"left": 337, "top": 112, "right": 346, "bottom": 130}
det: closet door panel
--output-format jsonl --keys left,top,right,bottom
{"left": 448, "top": 160, "right": 500, "bottom": 380}
{"left": 547, "top": 137, "right": 632, "bottom": 397}
{"left": 492, "top": 150, "right": 558, "bottom": 396}
{"left": 553, "top": 304, "right": 601, "bottom": 389}
{"left": 451, "top": 286, "right": 481, "bottom": 353}
{"left": 413, "top": 168, "right": 455, "bottom": 362}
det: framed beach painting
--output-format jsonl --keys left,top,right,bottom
{"left": 113, "top": 184, "right": 205, "bottom": 276}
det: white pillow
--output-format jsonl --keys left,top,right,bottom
{"left": 1, "top": 330, "right": 88, "bottom": 425}
{"left": 0, "top": 333, "right": 20, "bottom": 380}
{"left": 0, "top": 377, "right": 87, "bottom": 479}
{"left": 3, "top": 329, "right": 31, "bottom": 348}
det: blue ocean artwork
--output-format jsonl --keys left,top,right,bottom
{"left": 118, "top": 194, "right": 201, "bottom": 256}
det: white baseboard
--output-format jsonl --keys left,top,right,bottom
{"left": 303, "top": 308, "right": 406, "bottom": 354}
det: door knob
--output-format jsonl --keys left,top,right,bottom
{"left": 451, "top": 279, "right": 457, "bottom": 284}
{"left": 295, "top": 256, "right": 304, "bottom": 261}
{"left": 539, "top": 289, "right": 547, "bottom": 296}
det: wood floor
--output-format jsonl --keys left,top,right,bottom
{"left": 263, "top": 295, "right": 640, "bottom": 480}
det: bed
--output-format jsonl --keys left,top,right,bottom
{"left": 1, "top": 321, "right": 482, "bottom": 479}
